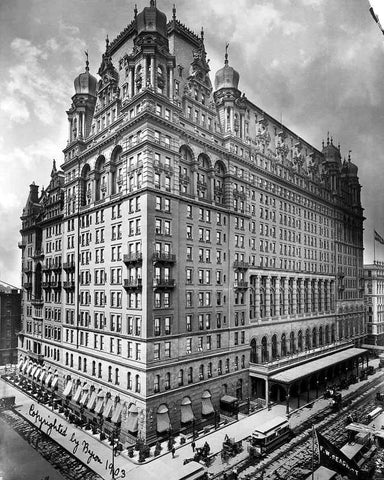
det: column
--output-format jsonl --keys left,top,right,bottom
{"left": 266, "top": 276, "right": 271, "bottom": 319}
{"left": 151, "top": 56, "right": 155, "bottom": 88}
{"left": 327, "top": 281, "right": 332, "bottom": 311}
{"left": 143, "top": 57, "right": 148, "bottom": 88}
{"left": 129, "top": 67, "right": 134, "bottom": 97}
{"left": 320, "top": 280, "right": 325, "bottom": 312}
{"left": 68, "top": 119, "right": 72, "bottom": 143}
{"left": 230, "top": 108, "right": 234, "bottom": 133}
{"left": 275, "top": 277, "right": 281, "bottom": 317}
{"left": 284, "top": 278, "right": 289, "bottom": 315}
{"left": 191, "top": 164, "right": 198, "bottom": 200}
{"left": 314, "top": 279, "right": 319, "bottom": 312}
{"left": 169, "top": 67, "right": 174, "bottom": 99}
{"left": 255, "top": 275, "right": 261, "bottom": 321}
{"left": 307, "top": 279, "right": 312, "bottom": 314}
{"left": 292, "top": 277, "right": 297, "bottom": 315}
{"left": 298, "top": 278, "right": 304, "bottom": 314}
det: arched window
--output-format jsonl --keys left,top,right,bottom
{"left": 234, "top": 356, "right": 239, "bottom": 370}
{"left": 188, "top": 367, "right": 193, "bottom": 383}
{"left": 165, "top": 372, "right": 170, "bottom": 390}
{"left": 135, "top": 374, "right": 140, "bottom": 393}
{"left": 325, "top": 325, "right": 330, "bottom": 344}
{"left": 290, "top": 331, "right": 295, "bottom": 353}
{"left": 80, "top": 164, "right": 91, "bottom": 206}
{"left": 319, "top": 326, "right": 323, "bottom": 346}
{"left": 154, "top": 375, "right": 160, "bottom": 392}
{"left": 250, "top": 338, "right": 257, "bottom": 363}
{"left": 218, "top": 360, "right": 222, "bottom": 375}
{"left": 225, "top": 358, "right": 230, "bottom": 373}
{"left": 305, "top": 328, "right": 311, "bottom": 349}
{"left": 199, "top": 365, "right": 204, "bottom": 380}
{"left": 271, "top": 334, "right": 277, "bottom": 360}
{"left": 95, "top": 156, "right": 106, "bottom": 201}
{"left": 281, "top": 333, "right": 287, "bottom": 357}
{"left": 312, "top": 327, "right": 317, "bottom": 348}
{"left": 110, "top": 146, "right": 122, "bottom": 195}
{"left": 127, "top": 372, "right": 132, "bottom": 390}
{"left": 115, "top": 368, "right": 119, "bottom": 385}
{"left": 261, "top": 336, "right": 268, "bottom": 362}
{"left": 280, "top": 285, "right": 285, "bottom": 315}
{"left": 298, "top": 330, "right": 303, "bottom": 351}
{"left": 178, "top": 369, "right": 183, "bottom": 386}
{"left": 270, "top": 279, "right": 276, "bottom": 317}
{"left": 207, "top": 362, "right": 212, "bottom": 378}
{"left": 260, "top": 277, "right": 267, "bottom": 318}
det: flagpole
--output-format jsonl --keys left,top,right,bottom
{"left": 374, "top": 229, "right": 376, "bottom": 263}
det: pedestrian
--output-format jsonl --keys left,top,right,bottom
{"left": 171, "top": 446, "right": 175, "bottom": 458}
{"left": 191, "top": 439, "right": 196, "bottom": 452}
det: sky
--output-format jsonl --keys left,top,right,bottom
{"left": 1, "top": 0, "right": 384, "bottom": 287}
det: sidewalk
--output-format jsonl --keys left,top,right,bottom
{"left": 1, "top": 357, "right": 381, "bottom": 480}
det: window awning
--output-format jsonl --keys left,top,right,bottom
{"left": 38, "top": 368, "right": 46, "bottom": 382}
{"left": 157, "top": 412, "right": 170, "bottom": 433}
{"left": 202, "top": 396, "right": 214, "bottom": 416}
{"left": 270, "top": 347, "right": 367, "bottom": 385}
{"left": 33, "top": 367, "right": 41, "bottom": 380}
{"left": 94, "top": 392, "right": 105, "bottom": 414}
{"left": 73, "top": 385, "right": 82, "bottom": 403}
{"left": 17, "top": 359, "right": 24, "bottom": 370}
{"left": 79, "top": 386, "right": 89, "bottom": 405}
{"left": 111, "top": 403, "right": 123, "bottom": 424}
{"left": 30, "top": 366, "right": 38, "bottom": 378}
{"left": 103, "top": 399, "right": 114, "bottom": 418}
{"left": 26, "top": 364, "right": 33, "bottom": 376}
{"left": 23, "top": 362, "right": 30, "bottom": 373}
{"left": 50, "top": 376, "right": 58, "bottom": 390}
{"left": 181, "top": 403, "right": 194, "bottom": 424}
{"left": 127, "top": 411, "right": 138, "bottom": 433}
{"left": 86, "top": 391, "right": 97, "bottom": 410}
{"left": 44, "top": 373, "right": 52, "bottom": 386}
{"left": 63, "top": 380, "right": 73, "bottom": 398}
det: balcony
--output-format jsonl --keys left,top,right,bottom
{"left": 123, "top": 252, "right": 142, "bottom": 264}
{"left": 234, "top": 280, "right": 248, "bottom": 290}
{"left": 32, "top": 249, "right": 44, "bottom": 259}
{"left": 52, "top": 263, "right": 62, "bottom": 271}
{"left": 63, "top": 261, "right": 75, "bottom": 271}
{"left": 18, "top": 241, "right": 26, "bottom": 249}
{"left": 152, "top": 252, "right": 176, "bottom": 264}
{"left": 51, "top": 280, "right": 62, "bottom": 289}
{"left": 23, "top": 282, "right": 32, "bottom": 290}
{"left": 153, "top": 278, "right": 175, "bottom": 289}
{"left": 42, "top": 265, "right": 52, "bottom": 272}
{"left": 42, "top": 281, "right": 51, "bottom": 289}
{"left": 31, "top": 298, "right": 44, "bottom": 307}
{"left": 63, "top": 281, "right": 75, "bottom": 290}
{"left": 249, "top": 340, "right": 354, "bottom": 376}
{"left": 28, "top": 350, "right": 44, "bottom": 363}
{"left": 233, "top": 261, "right": 249, "bottom": 270}
{"left": 123, "top": 278, "right": 142, "bottom": 290}
{"left": 22, "top": 264, "right": 32, "bottom": 273}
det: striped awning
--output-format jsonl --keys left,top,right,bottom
{"left": 26, "top": 364, "right": 33, "bottom": 376}
{"left": 63, "top": 380, "right": 73, "bottom": 398}
{"left": 33, "top": 367, "right": 42, "bottom": 380}
{"left": 111, "top": 403, "right": 123, "bottom": 424}
{"left": 103, "top": 399, "right": 114, "bottom": 419}
{"left": 17, "top": 359, "right": 24, "bottom": 370}
{"left": 39, "top": 368, "right": 46, "bottom": 382}
{"left": 44, "top": 373, "right": 52, "bottom": 386}
{"left": 73, "top": 385, "right": 82, "bottom": 403}
{"left": 127, "top": 410, "right": 138, "bottom": 433}
{"left": 30, "top": 366, "right": 37, "bottom": 378}
{"left": 23, "top": 361, "right": 30, "bottom": 373}
{"left": 50, "top": 376, "right": 58, "bottom": 390}
{"left": 202, "top": 391, "right": 214, "bottom": 416}
{"left": 86, "top": 391, "right": 97, "bottom": 410}
{"left": 94, "top": 392, "right": 105, "bottom": 414}
{"left": 79, "top": 386, "right": 89, "bottom": 406}
{"left": 181, "top": 398, "right": 194, "bottom": 424}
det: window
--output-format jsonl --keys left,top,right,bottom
{"left": 186, "top": 315, "right": 192, "bottom": 332}
{"left": 154, "top": 343, "right": 160, "bottom": 360}
{"left": 165, "top": 341, "right": 171, "bottom": 358}
{"left": 187, "top": 367, "right": 193, "bottom": 384}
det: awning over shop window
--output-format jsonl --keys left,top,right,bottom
{"left": 17, "top": 359, "right": 24, "bottom": 370}
{"left": 111, "top": 403, "right": 123, "bottom": 424}
{"left": 94, "top": 392, "right": 105, "bottom": 414}
{"left": 23, "top": 362, "right": 30, "bottom": 373}
{"left": 33, "top": 367, "right": 41, "bottom": 381}
{"left": 127, "top": 405, "right": 139, "bottom": 433}
{"left": 79, "top": 386, "right": 89, "bottom": 405}
{"left": 44, "top": 373, "right": 52, "bottom": 386}
{"left": 202, "top": 391, "right": 214, "bottom": 416}
{"left": 73, "top": 385, "right": 82, "bottom": 403}
{"left": 181, "top": 397, "right": 194, "bottom": 424}
{"left": 103, "top": 399, "right": 113, "bottom": 419}
{"left": 39, "top": 368, "right": 46, "bottom": 383}
{"left": 63, "top": 380, "right": 73, "bottom": 398}
{"left": 26, "top": 364, "right": 33, "bottom": 376}
{"left": 50, "top": 376, "right": 58, "bottom": 390}
{"left": 86, "top": 391, "right": 97, "bottom": 410}
{"left": 30, "top": 366, "right": 37, "bottom": 378}
{"left": 157, "top": 405, "right": 170, "bottom": 433}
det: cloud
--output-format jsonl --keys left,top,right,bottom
{"left": 0, "top": 96, "right": 30, "bottom": 123}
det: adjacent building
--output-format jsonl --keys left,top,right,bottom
{"left": 364, "top": 262, "right": 384, "bottom": 346}
{"left": 18, "top": 2, "right": 366, "bottom": 444}
{"left": 0, "top": 281, "right": 21, "bottom": 366}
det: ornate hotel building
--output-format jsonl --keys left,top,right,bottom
{"left": 18, "top": 2, "right": 365, "bottom": 443}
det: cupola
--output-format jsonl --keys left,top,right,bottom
{"left": 74, "top": 55, "right": 97, "bottom": 96}
{"left": 136, "top": 0, "right": 167, "bottom": 38}
{"left": 322, "top": 134, "right": 341, "bottom": 165}
{"left": 214, "top": 45, "right": 240, "bottom": 91}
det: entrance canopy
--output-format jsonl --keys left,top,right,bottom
{"left": 270, "top": 347, "right": 366, "bottom": 385}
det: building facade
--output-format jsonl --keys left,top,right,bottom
{"left": 364, "top": 262, "right": 384, "bottom": 346}
{"left": 18, "top": 2, "right": 365, "bottom": 443}
{"left": 0, "top": 282, "right": 21, "bottom": 366}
